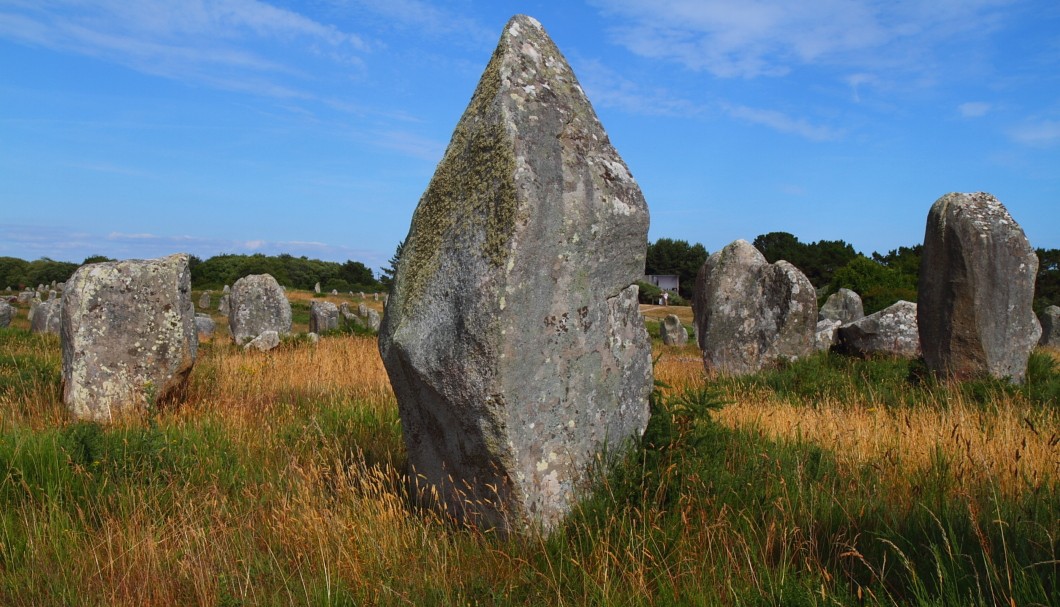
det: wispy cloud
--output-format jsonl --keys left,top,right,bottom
{"left": 0, "top": 1, "right": 367, "bottom": 97}
{"left": 957, "top": 102, "right": 992, "bottom": 118}
{"left": 337, "top": 0, "right": 494, "bottom": 46}
{"left": 575, "top": 58, "right": 704, "bottom": 117}
{"left": 723, "top": 104, "right": 842, "bottom": 141}
{"left": 590, "top": 0, "right": 1016, "bottom": 79}
{"left": 1008, "top": 119, "right": 1060, "bottom": 146}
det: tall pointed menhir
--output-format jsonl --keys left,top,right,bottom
{"left": 379, "top": 15, "right": 652, "bottom": 533}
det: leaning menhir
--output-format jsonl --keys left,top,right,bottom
{"left": 379, "top": 15, "right": 652, "bottom": 533}
{"left": 693, "top": 239, "right": 817, "bottom": 375}
{"left": 61, "top": 254, "right": 197, "bottom": 422}
{"left": 918, "top": 192, "right": 1040, "bottom": 382}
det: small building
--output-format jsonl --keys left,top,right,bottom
{"left": 644, "top": 274, "right": 679, "bottom": 293}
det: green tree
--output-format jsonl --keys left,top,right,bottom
{"left": 1035, "top": 247, "right": 1060, "bottom": 312}
{"left": 644, "top": 238, "right": 708, "bottom": 299}
{"left": 753, "top": 232, "right": 857, "bottom": 288}
{"left": 380, "top": 240, "right": 404, "bottom": 288}
{"left": 830, "top": 255, "right": 917, "bottom": 314}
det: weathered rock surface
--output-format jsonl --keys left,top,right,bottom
{"left": 365, "top": 308, "right": 381, "bottom": 332}
{"left": 693, "top": 240, "right": 817, "bottom": 375}
{"left": 820, "top": 288, "right": 864, "bottom": 324}
{"left": 838, "top": 300, "right": 920, "bottom": 358}
{"left": 195, "top": 313, "right": 215, "bottom": 338}
{"left": 0, "top": 300, "right": 12, "bottom": 327}
{"left": 314, "top": 282, "right": 321, "bottom": 294}
{"left": 244, "top": 330, "right": 279, "bottom": 352}
{"left": 30, "top": 299, "right": 62, "bottom": 334}
{"left": 61, "top": 254, "right": 197, "bottom": 422}
{"left": 357, "top": 303, "right": 368, "bottom": 317}
{"left": 218, "top": 293, "right": 230, "bottom": 316}
{"left": 660, "top": 314, "right": 688, "bottom": 346}
{"left": 815, "top": 319, "right": 842, "bottom": 352}
{"left": 17, "top": 291, "right": 34, "bottom": 304}
{"left": 379, "top": 15, "right": 652, "bottom": 533}
{"left": 198, "top": 291, "right": 211, "bottom": 309}
{"left": 309, "top": 301, "right": 339, "bottom": 334}
{"left": 1040, "top": 306, "right": 1060, "bottom": 348}
{"left": 228, "top": 274, "right": 291, "bottom": 345}
{"left": 918, "top": 192, "right": 1040, "bottom": 382}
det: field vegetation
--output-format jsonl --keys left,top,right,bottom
{"left": 0, "top": 297, "right": 1056, "bottom": 606}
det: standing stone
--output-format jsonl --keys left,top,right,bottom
{"left": 820, "top": 288, "right": 864, "bottom": 324}
{"left": 198, "top": 291, "right": 211, "bottom": 309}
{"left": 17, "top": 291, "right": 34, "bottom": 304}
{"left": 30, "top": 299, "right": 62, "bottom": 334}
{"left": 195, "top": 313, "right": 215, "bottom": 339}
{"left": 0, "top": 300, "right": 12, "bottom": 327}
{"left": 309, "top": 300, "right": 339, "bottom": 333}
{"left": 47, "top": 290, "right": 57, "bottom": 301}
{"left": 919, "top": 192, "right": 1040, "bottom": 382}
{"left": 223, "top": 284, "right": 230, "bottom": 293}
{"left": 359, "top": 291, "right": 365, "bottom": 300}
{"left": 314, "top": 282, "right": 321, "bottom": 294}
{"left": 244, "top": 330, "right": 280, "bottom": 352}
{"left": 659, "top": 314, "right": 688, "bottom": 346}
{"left": 61, "top": 254, "right": 197, "bottom": 422}
{"left": 1039, "top": 306, "right": 1060, "bottom": 348}
{"left": 693, "top": 240, "right": 817, "bottom": 375}
{"left": 815, "top": 319, "right": 843, "bottom": 352}
{"left": 372, "top": 292, "right": 378, "bottom": 301}
{"left": 331, "top": 289, "right": 338, "bottom": 295}
{"left": 365, "top": 308, "right": 381, "bottom": 332}
{"left": 218, "top": 293, "right": 230, "bottom": 316}
{"left": 379, "top": 15, "right": 652, "bottom": 533}
{"left": 228, "top": 274, "right": 292, "bottom": 345}
{"left": 357, "top": 303, "right": 369, "bottom": 317}
{"left": 838, "top": 301, "right": 920, "bottom": 358}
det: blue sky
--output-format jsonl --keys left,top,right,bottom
{"left": 1, "top": 1, "right": 1058, "bottom": 274}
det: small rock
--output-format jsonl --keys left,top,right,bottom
{"left": 838, "top": 301, "right": 920, "bottom": 358}
{"left": 820, "top": 288, "right": 864, "bottom": 324}
{"left": 659, "top": 314, "right": 688, "bottom": 346}
{"left": 244, "top": 330, "right": 280, "bottom": 352}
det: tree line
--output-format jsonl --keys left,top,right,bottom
{"left": 644, "top": 233, "right": 1059, "bottom": 314}
{"left": 3, "top": 239, "right": 1058, "bottom": 313}
{"left": 0, "top": 253, "right": 382, "bottom": 293}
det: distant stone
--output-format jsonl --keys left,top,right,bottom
{"left": 820, "top": 288, "right": 864, "bottom": 324}
{"left": 61, "top": 254, "right": 197, "bottom": 422}
{"left": 359, "top": 291, "right": 365, "bottom": 299}
{"left": 218, "top": 293, "right": 230, "bottom": 316}
{"left": 1039, "top": 306, "right": 1060, "bottom": 348}
{"left": 228, "top": 274, "right": 292, "bottom": 345}
{"left": 47, "top": 290, "right": 57, "bottom": 301}
{"left": 815, "top": 319, "right": 842, "bottom": 352}
{"left": 693, "top": 240, "right": 817, "bottom": 375}
{"left": 357, "top": 303, "right": 368, "bottom": 317}
{"left": 244, "top": 330, "right": 280, "bottom": 352}
{"left": 309, "top": 300, "right": 339, "bottom": 333}
{"left": 17, "top": 291, "right": 34, "bottom": 304}
{"left": 0, "top": 300, "right": 12, "bottom": 327}
{"left": 918, "top": 192, "right": 1040, "bottom": 382}
{"left": 307, "top": 332, "right": 320, "bottom": 344}
{"left": 198, "top": 291, "right": 211, "bottom": 309}
{"left": 194, "top": 313, "right": 215, "bottom": 339}
{"left": 223, "top": 284, "right": 230, "bottom": 293}
{"left": 838, "top": 300, "right": 920, "bottom": 358}
{"left": 314, "top": 282, "right": 321, "bottom": 294}
{"left": 659, "top": 314, "right": 688, "bottom": 346}
{"left": 331, "top": 289, "right": 338, "bottom": 295}
{"left": 379, "top": 15, "right": 652, "bottom": 533}
{"left": 372, "top": 292, "right": 378, "bottom": 301}
{"left": 365, "top": 308, "right": 381, "bottom": 332}
{"left": 30, "top": 299, "right": 61, "bottom": 334}
{"left": 56, "top": 282, "right": 64, "bottom": 291}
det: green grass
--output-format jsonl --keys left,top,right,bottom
{"left": 0, "top": 327, "right": 1055, "bottom": 605}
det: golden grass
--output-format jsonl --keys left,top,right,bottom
{"left": 639, "top": 304, "right": 693, "bottom": 325}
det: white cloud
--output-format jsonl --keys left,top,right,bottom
{"left": 590, "top": 0, "right": 1015, "bottom": 79}
{"left": 575, "top": 59, "right": 703, "bottom": 117}
{"left": 0, "top": 1, "right": 367, "bottom": 95}
{"left": 957, "top": 102, "right": 992, "bottom": 118}
{"left": 1008, "top": 119, "right": 1060, "bottom": 146}
{"left": 723, "top": 104, "right": 842, "bottom": 141}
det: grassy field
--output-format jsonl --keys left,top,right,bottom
{"left": 0, "top": 295, "right": 1056, "bottom": 606}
